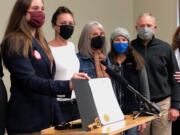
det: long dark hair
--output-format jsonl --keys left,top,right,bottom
{"left": 172, "top": 26, "right": 180, "bottom": 51}
{"left": 108, "top": 40, "right": 145, "bottom": 70}
{"left": 1, "top": 0, "right": 53, "bottom": 62}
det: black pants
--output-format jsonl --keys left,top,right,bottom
{"left": 58, "top": 100, "right": 80, "bottom": 122}
{"left": 172, "top": 117, "right": 180, "bottom": 135}
{"left": 0, "top": 128, "right": 5, "bottom": 135}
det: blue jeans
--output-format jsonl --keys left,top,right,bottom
{"left": 125, "top": 126, "right": 138, "bottom": 135}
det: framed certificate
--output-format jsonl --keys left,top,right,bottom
{"left": 72, "top": 78, "right": 124, "bottom": 131}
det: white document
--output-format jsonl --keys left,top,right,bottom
{"left": 88, "top": 78, "right": 125, "bottom": 125}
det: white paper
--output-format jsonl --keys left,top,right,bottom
{"left": 88, "top": 78, "right": 124, "bottom": 125}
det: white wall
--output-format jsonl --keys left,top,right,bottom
{"left": 0, "top": 1, "right": 16, "bottom": 98}
{"left": 0, "top": 0, "right": 178, "bottom": 97}
{"left": 43, "top": 0, "right": 134, "bottom": 50}
{"left": 133, "top": 0, "right": 178, "bottom": 43}
{"left": 0, "top": 0, "right": 134, "bottom": 97}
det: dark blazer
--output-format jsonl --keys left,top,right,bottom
{"left": 0, "top": 55, "right": 3, "bottom": 77}
{"left": 1, "top": 37, "right": 71, "bottom": 133}
{"left": 0, "top": 56, "right": 7, "bottom": 135}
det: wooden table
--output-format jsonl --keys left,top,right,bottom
{"left": 42, "top": 115, "right": 159, "bottom": 135}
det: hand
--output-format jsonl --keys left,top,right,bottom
{"left": 168, "top": 108, "right": 180, "bottom": 121}
{"left": 69, "top": 73, "right": 90, "bottom": 90}
{"left": 72, "top": 72, "right": 90, "bottom": 80}
{"left": 174, "top": 72, "right": 180, "bottom": 82}
{"left": 138, "top": 123, "right": 146, "bottom": 135}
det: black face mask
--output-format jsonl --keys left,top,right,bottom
{"left": 91, "top": 36, "right": 105, "bottom": 49}
{"left": 59, "top": 25, "right": 74, "bottom": 40}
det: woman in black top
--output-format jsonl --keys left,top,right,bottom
{"left": 107, "top": 27, "right": 149, "bottom": 135}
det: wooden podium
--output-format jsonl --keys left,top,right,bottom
{"left": 42, "top": 115, "right": 159, "bottom": 135}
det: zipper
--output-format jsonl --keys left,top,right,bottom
{"left": 119, "top": 64, "right": 124, "bottom": 107}
{"left": 145, "top": 46, "right": 147, "bottom": 60}
{"left": 144, "top": 45, "right": 151, "bottom": 100}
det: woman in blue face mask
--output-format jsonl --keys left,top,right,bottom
{"left": 106, "top": 27, "right": 149, "bottom": 135}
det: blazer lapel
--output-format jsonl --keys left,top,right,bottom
{"left": 52, "top": 61, "right": 56, "bottom": 78}
{"left": 32, "top": 38, "right": 53, "bottom": 77}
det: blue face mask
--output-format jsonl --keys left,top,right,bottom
{"left": 113, "top": 42, "right": 129, "bottom": 54}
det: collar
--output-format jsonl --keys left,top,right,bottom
{"left": 77, "top": 53, "right": 93, "bottom": 60}
{"left": 137, "top": 35, "right": 156, "bottom": 47}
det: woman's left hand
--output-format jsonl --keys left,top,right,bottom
{"left": 72, "top": 73, "right": 90, "bottom": 80}
{"left": 70, "top": 73, "right": 90, "bottom": 90}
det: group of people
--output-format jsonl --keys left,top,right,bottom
{"left": 1, "top": 0, "right": 180, "bottom": 135}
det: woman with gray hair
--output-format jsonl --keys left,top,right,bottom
{"left": 77, "top": 21, "right": 108, "bottom": 78}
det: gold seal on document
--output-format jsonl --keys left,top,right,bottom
{"left": 104, "top": 114, "right": 110, "bottom": 122}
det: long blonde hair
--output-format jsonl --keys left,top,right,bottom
{"left": 1, "top": 0, "right": 53, "bottom": 62}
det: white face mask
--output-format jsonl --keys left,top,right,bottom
{"left": 138, "top": 27, "right": 153, "bottom": 40}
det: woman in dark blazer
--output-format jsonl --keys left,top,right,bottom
{"left": 0, "top": 0, "right": 88, "bottom": 135}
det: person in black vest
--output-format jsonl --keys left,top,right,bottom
{"left": 0, "top": 0, "right": 89, "bottom": 135}
{"left": 0, "top": 55, "right": 7, "bottom": 135}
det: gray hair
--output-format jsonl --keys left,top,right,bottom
{"left": 78, "top": 21, "right": 107, "bottom": 58}
{"left": 136, "top": 13, "right": 156, "bottom": 25}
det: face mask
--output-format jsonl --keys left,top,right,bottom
{"left": 59, "top": 25, "right": 74, "bottom": 40}
{"left": 138, "top": 27, "right": 153, "bottom": 40}
{"left": 113, "top": 43, "right": 128, "bottom": 54}
{"left": 28, "top": 11, "right": 45, "bottom": 28}
{"left": 91, "top": 36, "right": 105, "bottom": 49}
{"left": 177, "top": 35, "right": 180, "bottom": 43}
